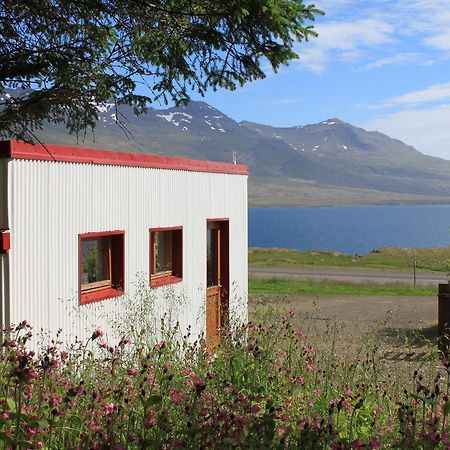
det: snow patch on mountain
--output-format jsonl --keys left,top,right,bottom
{"left": 157, "top": 112, "right": 174, "bottom": 123}
{"left": 95, "top": 103, "right": 114, "bottom": 114}
{"left": 157, "top": 111, "right": 193, "bottom": 127}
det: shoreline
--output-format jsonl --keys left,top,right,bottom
{"left": 248, "top": 201, "right": 450, "bottom": 208}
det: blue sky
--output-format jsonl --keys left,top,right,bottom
{"left": 188, "top": 0, "right": 450, "bottom": 160}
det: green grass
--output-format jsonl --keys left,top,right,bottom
{"left": 249, "top": 246, "right": 450, "bottom": 272}
{"left": 249, "top": 276, "right": 437, "bottom": 296}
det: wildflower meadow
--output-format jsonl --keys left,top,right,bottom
{"left": 0, "top": 298, "right": 449, "bottom": 449}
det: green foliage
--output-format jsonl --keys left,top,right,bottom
{"left": 249, "top": 276, "right": 437, "bottom": 296}
{"left": 249, "top": 246, "right": 450, "bottom": 272}
{"left": 0, "top": 0, "right": 323, "bottom": 141}
{"left": 82, "top": 247, "right": 98, "bottom": 284}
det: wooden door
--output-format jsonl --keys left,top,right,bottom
{"left": 206, "top": 221, "right": 229, "bottom": 351}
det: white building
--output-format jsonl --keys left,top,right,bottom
{"left": 0, "top": 140, "right": 248, "bottom": 349}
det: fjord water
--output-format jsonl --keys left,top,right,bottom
{"left": 249, "top": 204, "right": 450, "bottom": 255}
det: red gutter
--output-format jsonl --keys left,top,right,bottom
{"left": 0, "top": 140, "right": 249, "bottom": 175}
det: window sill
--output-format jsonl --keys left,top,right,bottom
{"left": 80, "top": 287, "right": 124, "bottom": 305}
{"left": 150, "top": 275, "right": 182, "bottom": 288}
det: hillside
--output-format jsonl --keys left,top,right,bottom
{"left": 32, "top": 100, "right": 450, "bottom": 206}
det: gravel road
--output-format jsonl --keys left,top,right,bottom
{"left": 249, "top": 265, "right": 448, "bottom": 285}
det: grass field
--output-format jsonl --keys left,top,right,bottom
{"left": 249, "top": 246, "right": 450, "bottom": 272}
{"left": 249, "top": 276, "right": 437, "bottom": 296}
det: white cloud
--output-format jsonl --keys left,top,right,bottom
{"left": 297, "top": 18, "right": 395, "bottom": 73}
{"left": 369, "top": 82, "right": 450, "bottom": 109}
{"left": 425, "top": 31, "right": 450, "bottom": 51}
{"left": 362, "top": 104, "right": 450, "bottom": 160}
{"left": 362, "top": 52, "right": 422, "bottom": 70}
{"left": 295, "top": 0, "right": 450, "bottom": 73}
{"left": 317, "top": 19, "right": 394, "bottom": 49}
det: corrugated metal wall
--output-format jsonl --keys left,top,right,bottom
{"left": 0, "top": 159, "right": 8, "bottom": 333}
{"left": 7, "top": 159, "right": 247, "bottom": 344}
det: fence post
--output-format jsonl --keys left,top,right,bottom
{"left": 438, "top": 283, "right": 450, "bottom": 354}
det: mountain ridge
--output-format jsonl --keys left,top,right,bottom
{"left": 19, "top": 98, "right": 450, "bottom": 206}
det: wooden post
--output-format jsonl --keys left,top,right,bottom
{"left": 438, "top": 283, "right": 450, "bottom": 354}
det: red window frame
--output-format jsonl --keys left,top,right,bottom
{"left": 149, "top": 226, "right": 183, "bottom": 287}
{"left": 79, "top": 230, "right": 125, "bottom": 305}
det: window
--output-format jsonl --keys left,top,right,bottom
{"left": 150, "top": 227, "right": 182, "bottom": 287}
{"left": 79, "top": 231, "right": 124, "bottom": 304}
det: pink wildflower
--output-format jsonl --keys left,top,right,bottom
{"left": 90, "top": 420, "right": 101, "bottom": 433}
{"left": 104, "top": 402, "right": 115, "bottom": 417}
{"left": 91, "top": 329, "right": 104, "bottom": 340}
{"left": 171, "top": 389, "right": 185, "bottom": 405}
{"left": 143, "top": 408, "right": 157, "bottom": 429}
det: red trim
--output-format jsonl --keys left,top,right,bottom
{"left": 206, "top": 219, "right": 230, "bottom": 348}
{"left": 78, "top": 230, "right": 125, "bottom": 305}
{"left": 80, "top": 288, "right": 124, "bottom": 305}
{"left": 0, "top": 230, "right": 10, "bottom": 253}
{"left": 151, "top": 275, "right": 183, "bottom": 288}
{"left": 149, "top": 227, "right": 183, "bottom": 287}
{"left": 207, "top": 217, "right": 229, "bottom": 222}
{"left": 79, "top": 230, "right": 125, "bottom": 239}
{"left": 149, "top": 226, "right": 183, "bottom": 232}
{"left": 0, "top": 140, "right": 249, "bottom": 175}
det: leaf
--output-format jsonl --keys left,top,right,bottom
{"left": 38, "top": 419, "right": 50, "bottom": 429}
{"left": 0, "top": 432, "right": 13, "bottom": 444}
{"left": 444, "top": 401, "right": 450, "bottom": 415}
{"left": 6, "top": 398, "right": 16, "bottom": 413}
{"left": 144, "top": 395, "right": 163, "bottom": 409}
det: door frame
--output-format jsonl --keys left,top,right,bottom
{"left": 206, "top": 218, "right": 229, "bottom": 349}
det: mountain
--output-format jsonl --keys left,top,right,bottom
{"left": 241, "top": 119, "right": 450, "bottom": 196}
{"left": 32, "top": 100, "right": 450, "bottom": 206}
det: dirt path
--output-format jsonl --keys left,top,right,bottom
{"left": 250, "top": 293, "right": 439, "bottom": 361}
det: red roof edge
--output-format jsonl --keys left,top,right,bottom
{"left": 0, "top": 140, "right": 249, "bottom": 175}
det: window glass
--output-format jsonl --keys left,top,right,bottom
{"left": 79, "top": 231, "right": 124, "bottom": 304}
{"left": 154, "top": 231, "right": 173, "bottom": 275}
{"left": 150, "top": 228, "right": 182, "bottom": 286}
{"left": 81, "top": 237, "right": 112, "bottom": 290}
{"left": 207, "top": 228, "right": 219, "bottom": 287}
